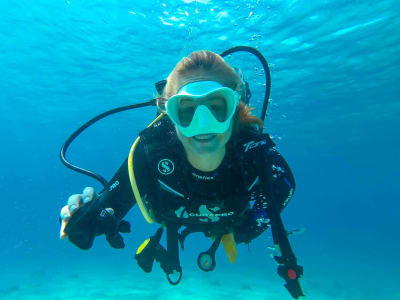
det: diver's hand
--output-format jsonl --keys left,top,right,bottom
{"left": 59, "top": 187, "right": 131, "bottom": 249}
{"left": 60, "top": 187, "right": 97, "bottom": 239}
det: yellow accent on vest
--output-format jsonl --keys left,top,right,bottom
{"left": 128, "top": 113, "right": 165, "bottom": 224}
{"left": 136, "top": 238, "right": 150, "bottom": 255}
{"left": 222, "top": 233, "right": 237, "bottom": 264}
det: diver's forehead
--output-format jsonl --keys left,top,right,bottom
{"left": 177, "top": 74, "right": 229, "bottom": 90}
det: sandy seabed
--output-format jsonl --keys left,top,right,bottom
{"left": 0, "top": 263, "right": 379, "bottom": 300}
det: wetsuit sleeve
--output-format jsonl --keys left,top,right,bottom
{"left": 265, "top": 147, "right": 296, "bottom": 213}
{"left": 97, "top": 138, "right": 155, "bottom": 220}
{"left": 234, "top": 148, "right": 296, "bottom": 244}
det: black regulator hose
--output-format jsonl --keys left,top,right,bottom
{"left": 60, "top": 46, "right": 271, "bottom": 190}
{"left": 220, "top": 46, "right": 271, "bottom": 122}
{"left": 60, "top": 99, "right": 156, "bottom": 191}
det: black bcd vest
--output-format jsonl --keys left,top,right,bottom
{"left": 136, "top": 117, "right": 305, "bottom": 298}
{"left": 138, "top": 116, "right": 275, "bottom": 235}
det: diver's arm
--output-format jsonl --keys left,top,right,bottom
{"left": 98, "top": 138, "right": 154, "bottom": 220}
{"left": 267, "top": 148, "right": 296, "bottom": 213}
{"left": 234, "top": 148, "right": 296, "bottom": 244}
{"left": 61, "top": 138, "right": 155, "bottom": 249}
{"left": 60, "top": 159, "right": 135, "bottom": 250}
{"left": 97, "top": 158, "right": 136, "bottom": 220}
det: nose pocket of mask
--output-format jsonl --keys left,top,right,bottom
{"left": 191, "top": 105, "right": 218, "bottom": 130}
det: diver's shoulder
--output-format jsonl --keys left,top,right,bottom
{"left": 234, "top": 127, "right": 276, "bottom": 153}
{"left": 139, "top": 115, "right": 176, "bottom": 141}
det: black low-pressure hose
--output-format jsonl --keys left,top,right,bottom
{"left": 220, "top": 46, "right": 271, "bottom": 122}
{"left": 60, "top": 46, "right": 271, "bottom": 190}
{"left": 60, "top": 99, "right": 156, "bottom": 192}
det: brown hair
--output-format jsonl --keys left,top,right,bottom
{"left": 158, "top": 50, "right": 263, "bottom": 133}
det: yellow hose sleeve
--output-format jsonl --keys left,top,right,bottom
{"left": 128, "top": 113, "right": 165, "bottom": 224}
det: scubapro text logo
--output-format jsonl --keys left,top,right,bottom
{"left": 158, "top": 159, "right": 175, "bottom": 175}
{"left": 109, "top": 180, "right": 119, "bottom": 191}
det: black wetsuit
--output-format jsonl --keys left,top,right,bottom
{"left": 99, "top": 118, "right": 296, "bottom": 244}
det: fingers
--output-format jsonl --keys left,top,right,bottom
{"left": 60, "top": 205, "right": 71, "bottom": 239}
{"left": 60, "top": 187, "right": 96, "bottom": 240}
{"left": 67, "top": 194, "right": 83, "bottom": 215}
{"left": 82, "top": 187, "right": 96, "bottom": 203}
{"left": 60, "top": 195, "right": 82, "bottom": 239}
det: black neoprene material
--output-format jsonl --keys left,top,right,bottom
{"left": 94, "top": 123, "right": 295, "bottom": 244}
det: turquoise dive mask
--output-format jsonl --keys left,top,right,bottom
{"left": 166, "top": 81, "right": 240, "bottom": 137}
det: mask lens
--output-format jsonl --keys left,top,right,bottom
{"left": 178, "top": 98, "right": 196, "bottom": 127}
{"left": 177, "top": 95, "right": 228, "bottom": 127}
{"left": 207, "top": 96, "right": 227, "bottom": 122}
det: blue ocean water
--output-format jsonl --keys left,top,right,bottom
{"left": 1, "top": 0, "right": 399, "bottom": 299}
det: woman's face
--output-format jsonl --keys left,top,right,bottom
{"left": 175, "top": 120, "right": 233, "bottom": 156}
{"left": 172, "top": 73, "right": 235, "bottom": 156}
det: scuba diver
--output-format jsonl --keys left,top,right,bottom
{"left": 59, "top": 47, "right": 305, "bottom": 299}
